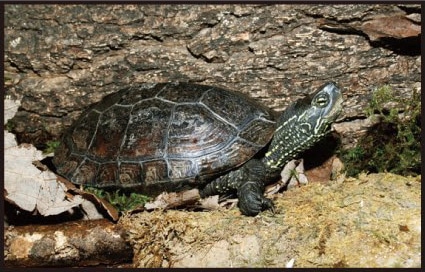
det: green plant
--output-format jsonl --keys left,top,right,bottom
{"left": 85, "top": 187, "right": 151, "bottom": 212}
{"left": 43, "top": 140, "right": 61, "bottom": 154}
{"left": 5, "top": 120, "right": 15, "bottom": 132}
{"left": 340, "top": 86, "right": 420, "bottom": 177}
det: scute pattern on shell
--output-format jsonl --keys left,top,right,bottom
{"left": 53, "top": 82, "right": 276, "bottom": 193}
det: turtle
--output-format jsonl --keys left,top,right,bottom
{"left": 53, "top": 81, "right": 343, "bottom": 216}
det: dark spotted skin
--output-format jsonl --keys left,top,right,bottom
{"left": 200, "top": 82, "right": 343, "bottom": 215}
{"left": 53, "top": 81, "right": 342, "bottom": 216}
{"left": 200, "top": 159, "right": 274, "bottom": 216}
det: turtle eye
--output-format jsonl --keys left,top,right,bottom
{"left": 314, "top": 93, "right": 329, "bottom": 108}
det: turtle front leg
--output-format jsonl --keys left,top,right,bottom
{"left": 237, "top": 179, "right": 274, "bottom": 216}
{"left": 199, "top": 159, "right": 273, "bottom": 216}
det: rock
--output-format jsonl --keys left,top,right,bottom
{"left": 4, "top": 4, "right": 421, "bottom": 149}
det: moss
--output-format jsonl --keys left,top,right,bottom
{"left": 340, "top": 86, "right": 421, "bottom": 177}
{"left": 42, "top": 140, "right": 61, "bottom": 154}
{"left": 118, "top": 173, "right": 421, "bottom": 268}
{"left": 5, "top": 119, "right": 15, "bottom": 132}
{"left": 85, "top": 187, "right": 151, "bottom": 213}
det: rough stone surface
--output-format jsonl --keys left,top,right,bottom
{"left": 4, "top": 4, "right": 421, "bottom": 149}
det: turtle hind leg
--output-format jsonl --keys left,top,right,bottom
{"left": 199, "top": 159, "right": 274, "bottom": 216}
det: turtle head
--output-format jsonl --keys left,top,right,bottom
{"left": 264, "top": 82, "right": 343, "bottom": 170}
{"left": 287, "top": 81, "right": 343, "bottom": 136}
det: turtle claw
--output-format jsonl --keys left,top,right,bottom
{"left": 261, "top": 197, "right": 275, "bottom": 214}
{"left": 237, "top": 181, "right": 274, "bottom": 216}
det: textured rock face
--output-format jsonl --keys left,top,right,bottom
{"left": 4, "top": 4, "right": 421, "bottom": 149}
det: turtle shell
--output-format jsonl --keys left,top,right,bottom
{"left": 53, "top": 82, "right": 276, "bottom": 193}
